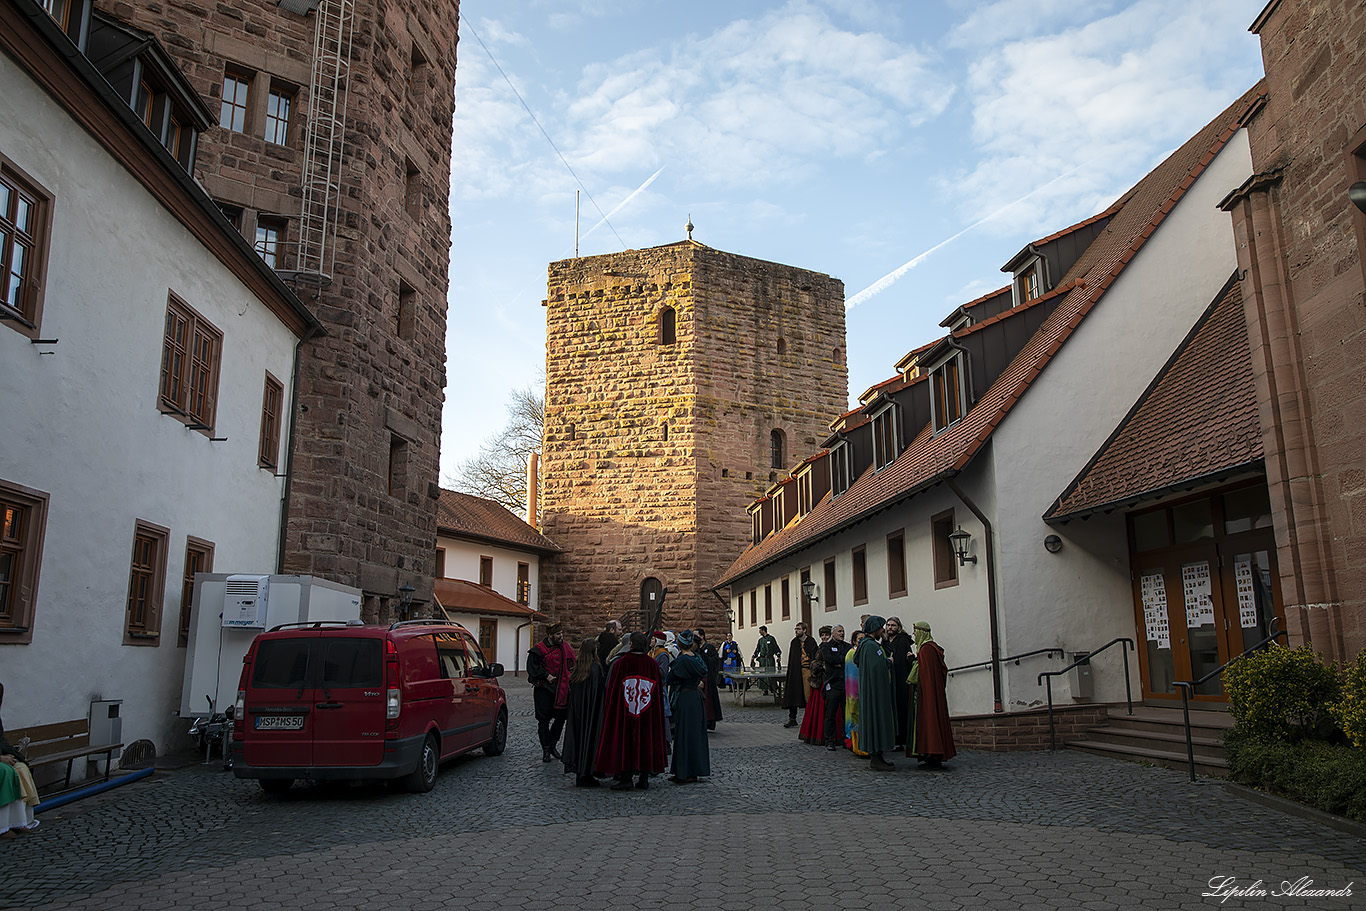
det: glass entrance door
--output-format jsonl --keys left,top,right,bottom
{"left": 1128, "top": 483, "right": 1283, "bottom": 703}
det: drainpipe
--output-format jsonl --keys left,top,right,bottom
{"left": 710, "top": 588, "right": 733, "bottom": 636}
{"left": 514, "top": 619, "right": 532, "bottom": 677}
{"left": 276, "top": 326, "right": 321, "bottom": 574}
{"left": 946, "top": 477, "right": 1003, "bottom": 713}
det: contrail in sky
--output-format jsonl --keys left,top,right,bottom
{"left": 582, "top": 165, "right": 667, "bottom": 240}
{"left": 846, "top": 159, "right": 1095, "bottom": 310}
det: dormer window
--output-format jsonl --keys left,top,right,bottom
{"left": 773, "top": 491, "right": 785, "bottom": 529}
{"left": 1013, "top": 256, "right": 1044, "bottom": 307}
{"left": 751, "top": 509, "right": 761, "bottom": 545}
{"left": 797, "top": 470, "right": 812, "bottom": 517}
{"left": 872, "top": 404, "right": 898, "bottom": 471}
{"left": 930, "top": 352, "right": 967, "bottom": 432}
{"left": 831, "top": 442, "right": 851, "bottom": 496}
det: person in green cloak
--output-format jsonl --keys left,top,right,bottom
{"left": 854, "top": 615, "right": 896, "bottom": 771}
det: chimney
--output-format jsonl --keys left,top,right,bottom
{"left": 526, "top": 451, "right": 540, "bottom": 530}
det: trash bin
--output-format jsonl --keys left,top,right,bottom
{"left": 1069, "top": 653, "right": 1094, "bottom": 700}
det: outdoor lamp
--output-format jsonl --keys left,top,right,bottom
{"left": 801, "top": 578, "right": 819, "bottom": 604}
{"left": 1351, "top": 181, "right": 1366, "bottom": 214}
{"left": 949, "top": 525, "right": 978, "bottom": 566}
{"left": 398, "top": 582, "right": 415, "bottom": 619}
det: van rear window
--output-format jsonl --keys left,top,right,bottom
{"left": 321, "top": 639, "right": 382, "bottom": 688}
{"left": 252, "top": 638, "right": 312, "bottom": 689}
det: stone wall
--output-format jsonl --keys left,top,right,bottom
{"left": 1230, "top": 0, "right": 1366, "bottom": 661}
{"left": 100, "top": 0, "right": 457, "bottom": 617}
{"left": 951, "top": 704, "right": 1112, "bottom": 751}
{"left": 540, "top": 241, "right": 847, "bottom": 640}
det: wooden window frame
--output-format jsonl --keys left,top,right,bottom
{"left": 0, "top": 478, "right": 49, "bottom": 644}
{"left": 125, "top": 519, "right": 170, "bottom": 645}
{"left": 435, "top": 547, "right": 446, "bottom": 579}
{"left": 931, "top": 354, "right": 966, "bottom": 433}
{"left": 831, "top": 442, "right": 851, "bottom": 496}
{"left": 177, "top": 537, "right": 214, "bottom": 647}
{"left": 159, "top": 293, "right": 222, "bottom": 434}
{"left": 479, "top": 555, "right": 493, "bottom": 588}
{"left": 0, "top": 155, "right": 54, "bottom": 339}
{"left": 797, "top": 470, "right": 812, "bottom": 516}
{"left": 872, "top": 405, "right": 898, "bottom": 471}
{"left": 254, "top": 216, "right": 286, "bottom": 269}
{"left": 852, "top": 545, "right": 868, "bottom": 605}
{"left": 887, "top": 529, "right": 907, "bottom": 598}
{"left": 932, "top": 509, "right": 959, "bottom": 589}
{"left": 764, "top": 583, "right": 773, "bottom": 623}
{"left": 749, "top": 589, "right": 757, "bottom": 627}
{"left": 220, "top": 69, "right": 251, "bottom": 133}
{"left": 258, "top": 372, "right": 284, "bottom": 470}
{"left": 751, "top": 509, "right": 761, "bottom": 544}
{"left": 780, "top": 577, "right": 790, "bottom": 621}
{"left": 737, "top": 594, "right": 744, "bottom": 629}
{"left": 264, "top": 86, "right": 293, "bottom": 146}
{"left": 823, "top": 557, "right": 837, "bottom": 611}
{"left": 517, "top": 562, "right": 530, "bottom": 605}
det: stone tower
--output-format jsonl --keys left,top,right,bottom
{"left": 97, "top": 0, "right": 457, "bottom": 616}
{"left": 540, "top": 240, "right": 848, "bottom": 637}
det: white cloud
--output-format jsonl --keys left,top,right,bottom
{"left": 943, "top": 0, "right": 1264, "bottom": 236}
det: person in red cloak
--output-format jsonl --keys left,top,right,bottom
{"left": 905, "top": 620, "right": 956, "bottom": 768}
{"left": 595, "top": 631, "right": 668, "bottom": 790}
{"left": 528, "top": 622, "right": 575, "bottom": 763}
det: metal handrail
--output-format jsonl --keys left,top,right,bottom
{"left": 948, "top": 647, "right": 1064, "bottom": 677}
{"left": 1172, "top": 618, "right": 1287, "bottom": 781}
{"left": 1038, "top": 638, "right": 1135, "bottom": 750}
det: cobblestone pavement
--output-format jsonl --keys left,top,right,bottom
{"left": 3, "top": 684, "right": 1361, "bottom": 910}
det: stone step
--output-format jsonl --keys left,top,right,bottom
{"left": 1080, "top": 726, "right": 1227, "bottom": 760}
{"left": 1101, "top": 708, "right": 1233, "bottom": 739}
{"left": 1064, "top": 738, "right": 1229, "bottom": 776}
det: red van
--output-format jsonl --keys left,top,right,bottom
{"left": 231, "top": 619, "right": 507, "bottom": 793}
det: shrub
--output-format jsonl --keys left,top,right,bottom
{"left": 1223, "top": 643, "right": 1341, "bottom": 742}
{"left": 1330, "top": 649, "right": 1366, "bottom": 749}
{"left": 1226, "top": 737, "right": 1366, "bottom": 823}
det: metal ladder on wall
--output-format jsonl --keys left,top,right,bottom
{"left": 285, "top": 0, "right": 354, "bottom": 288}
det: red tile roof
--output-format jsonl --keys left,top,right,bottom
{"left": 715, "top": 84, "right": 1264, "bottom": 589}
{"left": 1046, "top": 278, "right": 1261, "bottom": 520}
{"left": 436, "top": 489, "right": 561, "bottom": 554}
{"left": 434, "top": 578, "right": 547, "bottom": 620}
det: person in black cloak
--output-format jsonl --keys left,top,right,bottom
{"left": 596, "top": 632, "right": 669, "bottom": 790}
{"left": 666, "top": 630, "right": 710, "bottom": 783}
{"left": 597, "top": 620, "right": 622, "bottom": 667}
{"left": 695, "top": 629, "right": 723, "bottom": 731}
{"left": 562, "top": 636, "right": 607, "bottom": 787}
{"left": 854, "top": 615, "right": 896, "bottom": 771}
{"left": 883, "top": 617, "right": 914, "bottom": 750}
{"left": 782, "top": 622, "right": 817, "bottom": 727}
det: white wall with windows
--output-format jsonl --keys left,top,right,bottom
{"left": 435, "top": 535, "right": 542, "bottom": 611}
{"left": 0, "top": 48, "right": 305, "bottom": 766}
{"left": 727, "top": 129, "right": 1253, "bottom": 720}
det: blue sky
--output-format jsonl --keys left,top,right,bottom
{"left": 441, "top": 0, "right": 1267, "bottom": 480}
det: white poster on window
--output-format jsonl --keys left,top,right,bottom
{"left": 1140, "top": 571, "right": 1170, "bottom": 648}
{"left": 1235, "top": 556, "right": 1259, "bottom": 629}
{"left": 1182, "top": 561, "right": 1215, "bottom": 627}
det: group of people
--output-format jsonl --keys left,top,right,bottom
{"left": 527, "top": 621, "right": 722, "bottom": 790}
{"left": 782, "top": 616, "right": 956, "bottom": 771}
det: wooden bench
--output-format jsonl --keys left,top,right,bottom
{"left": 5, "top": 720, "right": 123, "bottom": 792}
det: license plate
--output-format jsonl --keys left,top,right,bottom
{"left": 254, "top": 715, "right": 305, "bottom": 731}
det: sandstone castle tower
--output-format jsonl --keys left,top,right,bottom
{"left": 540, "top": 240, "right": 848, "bottom": 636}
{"left": 98, "top": 0, "right": 458, "bottom": 616}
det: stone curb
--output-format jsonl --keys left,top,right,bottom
{"left": 1216, "top": 779, "right": 1366, "bottom": 840}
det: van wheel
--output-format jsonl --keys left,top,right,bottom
{"left": 483, "top": 709, "right": 508, "bottom": 756}
{"left": 405, "top": 734, "right": 439, "bottom": 793}
{"left": 259, "top": 778, "right": 292, "bottom": 795}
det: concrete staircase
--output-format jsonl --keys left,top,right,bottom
{"left": 1064, "top": 705, "right": 1234, "bottom": 777}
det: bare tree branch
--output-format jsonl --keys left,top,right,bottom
{"left": 447, "top": 382, "right": 544, "bottom": 515}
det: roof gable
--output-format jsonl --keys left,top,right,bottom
{"left": 437, "top": 489, "right": 560, "bottom": 554}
